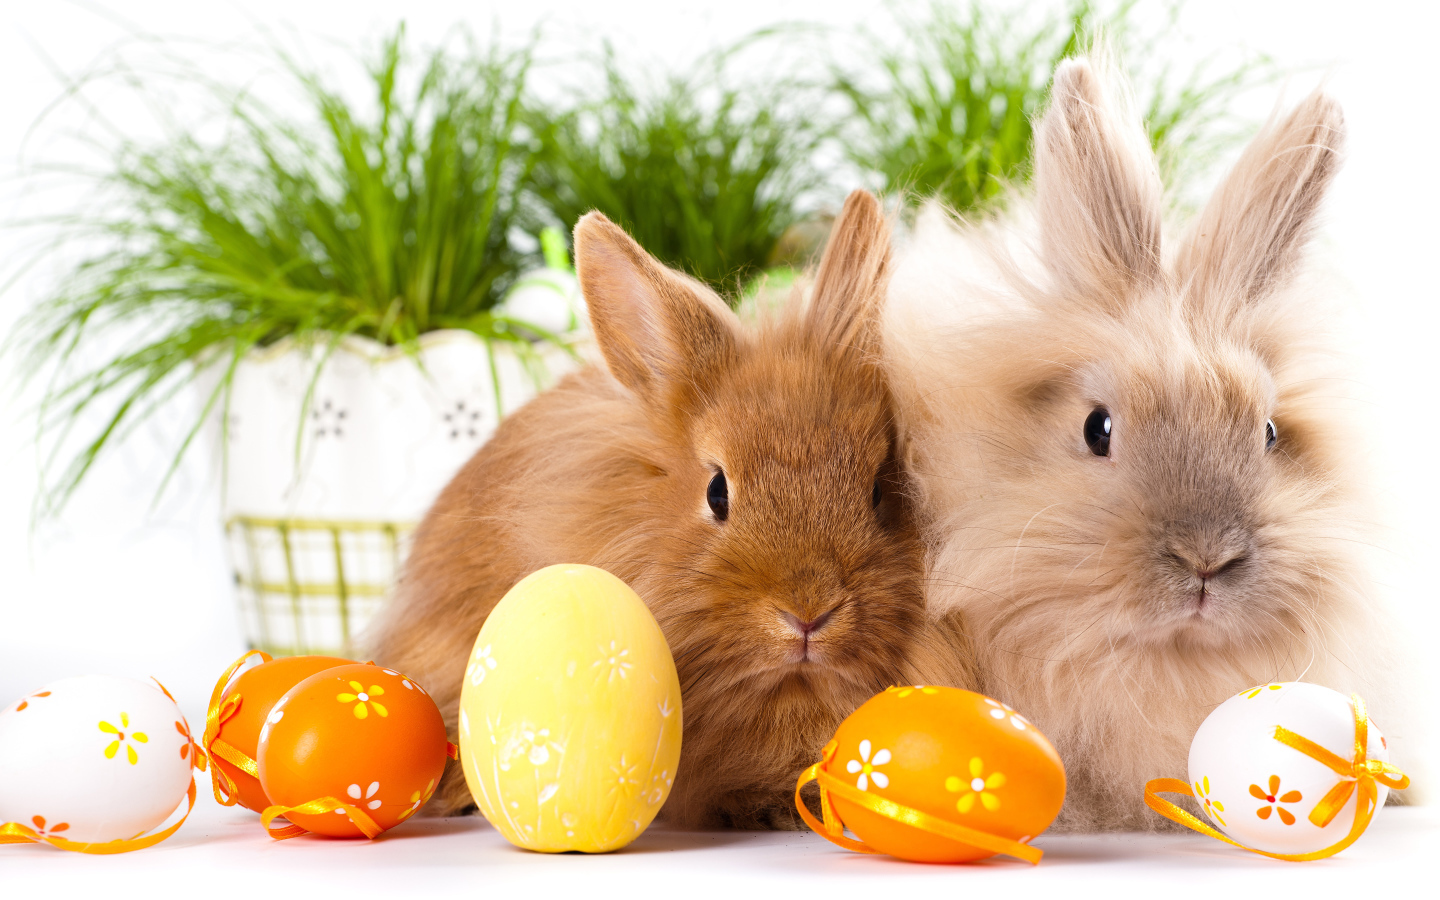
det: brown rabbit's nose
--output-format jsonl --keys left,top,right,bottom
{"left": 783, "top": 609, "right": 835, "bottom": 637}
{"left": 1169, "top": 544, "right": 1249, "bottom": 582}
{"left": 1196, "top": 555, "right": 1246, "bottom": 581}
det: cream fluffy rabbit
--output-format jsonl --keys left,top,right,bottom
{"left": 885, "top": 55, "right": 1417, "bottom": 830}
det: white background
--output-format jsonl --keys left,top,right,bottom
{"left": 1, "top": 0, "right": 1436, "bottom": 815}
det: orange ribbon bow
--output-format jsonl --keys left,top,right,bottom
{"left": 1144, "top": 692, "right": 1410, "bottom": 862}
{"left": 794, "top": 739, "right": 1043, "bottom": 865}
{"left": 203, "top": 649, "right": 272, "bottom": 806}
{"left": 1, "top": 677, "right": 204, "bottom": 854}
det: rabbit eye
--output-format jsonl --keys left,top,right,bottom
{"left": 1084, "top": 407, "right": 1112, "bottom": 457}
{"left": 1265, "top": 418, "right": 1277, "bottom": 451}
{"left": 872, "top": 478, "right": 882, "bottom": 509}
{"left": 707, "top": 470, "right": 729, "bottom": 521}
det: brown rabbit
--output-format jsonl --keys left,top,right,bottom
{"left": 369, "top": 189, "right": 976, "bottom": 828}
{"left": 884, "top": 55, "right": 1416, "bottom": 830}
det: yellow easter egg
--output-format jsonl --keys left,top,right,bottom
{"left": 458, "top": 564, "right": 682, "bottom": 852}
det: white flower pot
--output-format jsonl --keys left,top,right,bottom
{"left": 201, "top": 321, "right": 583, "bottom": 655}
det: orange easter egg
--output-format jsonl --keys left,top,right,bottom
{"left": 256, "top": 663, "right": 448, "bottom": 838}
{"left": 825, "top": 686, "right": 1065, "bottom": 863}
{"left": 212, "top": 655, "right": 353, "bottom": 812}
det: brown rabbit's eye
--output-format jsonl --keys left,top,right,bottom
{"left": 1265, "top": 418, "right": 1277, "bottom": 451}
{"left": 872, "top": 478, "right": 882, "bottom": 508}
{"left": 707, "top": 470, "right": 729, "bottom": 521}
{"left": 1084, "top": 407, "right": 1112, "bottom": 457}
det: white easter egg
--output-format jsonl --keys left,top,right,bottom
{"left": 1188, "top": 682, "right": 1388, "bottom": 855}
{"left": 459, "top": 564, "right": 682, "bottom": 853}
{"left": 0, "top": 676, "right": 194, "bottom": 843}
{"left": 497, "top": 268, "right": 585, "bottom": 337}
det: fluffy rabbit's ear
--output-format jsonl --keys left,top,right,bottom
{"left": 1176, "top": 89, "right": 1344, "bottom": 319}
{"left": 1033, "top": 56, "right": 1164, "bottom": 311}
{"left": 806, "top": 189, "right": 891, "bottom": 359}
{"left": 574, "top": 211, "right": 739, "bottom": 404}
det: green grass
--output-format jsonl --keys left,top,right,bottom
{"left": 527, "top": 45, "right": 828, "bottom": 297}
{"left": 10, "top": 4, "right": 1272, "bottom": 517}
{"left": 15, "top": 29, "right": 552, "bottom": 514}
{"left": 834, "top": 1, "right": 1270, "bottom": 214}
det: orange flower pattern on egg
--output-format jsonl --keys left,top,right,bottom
{"left": 1250, "top": 775, "right": 1302, "bottom": 825}
{"left": 257, "top": 663, "right": 448, "bottom": 838}
{"left": 826, "top": 685, "right": 1065, "bottom": 863}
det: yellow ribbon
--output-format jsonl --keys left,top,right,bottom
{"left": 260, "top": 797, "right": 385, "bottom": 841}
{"left": 1144, "top": 692, "right": 1409, "bottom": 862}
{"left": 203, "top": 649, "right": 271, "bottom": 806}
{"left": 1, "top": 677, "right": 202, "bottom": 854}
{"left": 794, "top": 739, "right": 1043, "bottom": 865}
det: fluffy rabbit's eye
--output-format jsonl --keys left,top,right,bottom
{"left": 872, "top": 478, "right": 882, "bottom": 509}
{"left": 1083, "top": 407, "right": 1112, "bottom": 457}
{"left": 707, "top": 470, "right": 729, "bottom": 521}
{"left": 1265, "top": 418, "right": 1277, "bottom": 451}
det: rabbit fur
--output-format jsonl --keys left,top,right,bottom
{"left": 369, "top": 189, "right": 977, "bottom": 829}
{"left": 884, "top": 55, "right": 1417, "bottom": 830}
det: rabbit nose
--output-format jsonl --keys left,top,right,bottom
{"left": 1168, "top": 544, "right": 1248, "bottom": 581}
{"left": 1196, "top": 554, "right": 1247, "bottom": 581}
{"left": 783, "top": 608, "right": 835, "bottom": 637}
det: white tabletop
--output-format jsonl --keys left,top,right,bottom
{"left": 3, "top": 796, "right": 1432, "bottom": 898}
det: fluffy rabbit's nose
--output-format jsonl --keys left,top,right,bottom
{"left": 1175, "top": 548, "right": 1248, "bottom": 581}
{"left": 1196, "top": 553, "right": 1247, "bottom": 581}
{"left": 784, "top": 609, "right": 835, "bottom": 637}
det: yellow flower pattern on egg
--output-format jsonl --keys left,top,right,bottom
{"left": 1195, "top": 775, "right": 1226, "bottom": 826}
{"left": 1240, "top": 683, "right": 1284, "bottom": 699}
{"left": 98, "top": 712, "right": 149, "bottom": 765}
{"left": 946, "top": 757, "right": 1005, "bottom": 812}
{"left": 336, "top": 682, "right": 388, "bottom": 719}
{"left": 889, "top": 685, "right": 938, "bottom": 698}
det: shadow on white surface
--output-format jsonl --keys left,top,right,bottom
{"left": 3, "top": 799, "right": 1434, "bottom": 897}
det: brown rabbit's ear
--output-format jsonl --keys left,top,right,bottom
{"left": 806, "top": 189, "right": 891, "bottom": 359}
{"left": 1175, "top": 89, "right": 1344, "bottom": 320}
{"left": 574, "top": 211, "right": 739, "bottom": 405}
{"left": 1033, "top": 55, "right": 1164, "bottom": 311}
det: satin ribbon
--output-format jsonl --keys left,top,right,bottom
{"left": 1144, "top": 692, "right": 1410, "bottom": 862}
{"left": 203, "top": 649, "right": 271, "bottom": 805}
{"left": 259, "top": 742, "right": 458, "bottom": 841}
{"left": 794, "top": 740, "right": 1043, "bottom": 865}
{"left": 260, "top": 798, "right": 385, "bottom": 840}
{"left": 1, "top": 677, "right": 202, "bottom": 854}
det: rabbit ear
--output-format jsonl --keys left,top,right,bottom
{"left": 806, "top": 189, "right": 891, "bottom": 359}
{"left": 574, "top": 211, "right": 739, "bottom": 404}
{"left": 1176, "top": 89, "right": 1344, "bottom": 318}
{"left": 1033, "top": 55, "right": 1164, "bottom": 310}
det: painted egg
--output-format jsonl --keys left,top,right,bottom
{"left": 825, "top": 686, "right": 1065, "bottom": 863}
{"left": 458, "top": 564, "right": 682, "bottom": 853}
{"left": 211, "top": 655, "right": 353, "bottom": 812}
{"left": 0, "top": 676, "right": 195, "bottom": 843}
{"left": 1188, "top": 682, "right": 1390, "bottom": 855}
{"left": 256, "top": 663, "right": 448, "bottom": 838}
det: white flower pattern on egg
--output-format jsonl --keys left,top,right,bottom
{"left": 845, "top": 739, "right": 891, "bottom": 791}
{"left": 497, "top": 722, "right": 563, "bottom": 771}
{"left": 593, "top": 641, "right": 633, "bottom": 683}
{"left": 984, "top": 697, "right": 1030, "bottom": 731}
{"left": 469, "top": 646, "right": 497, "bottom": 686}
{"left": 347, "top": 781, "right": 382, "bottom": 810}
{"left": 382, "top": 668, "right": 421, "bottom": 692}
